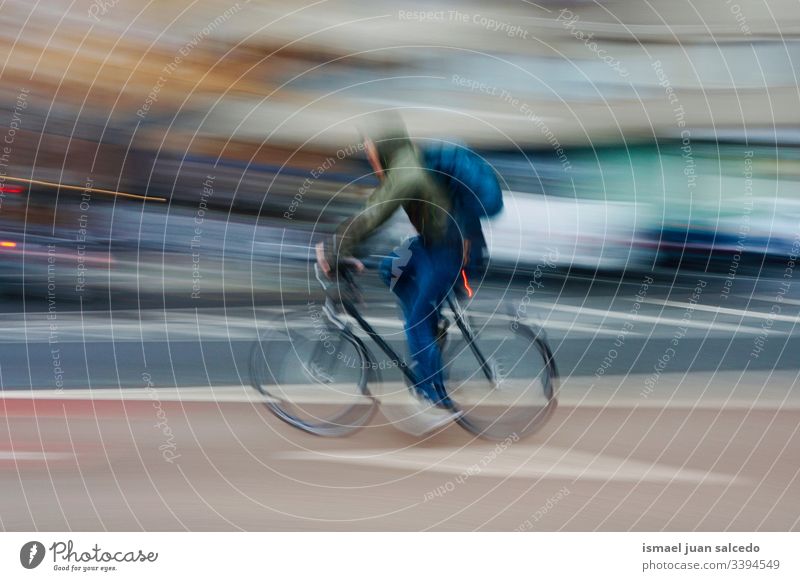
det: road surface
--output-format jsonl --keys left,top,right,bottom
{"left": 1, "top": 270, "right": 799, "bottom": 530}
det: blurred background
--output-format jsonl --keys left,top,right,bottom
{"left": 1, "top": 0, "right": 799, "bottom": 531}
{"left": 1, "top": 0, "right": 797, "bottom": 303}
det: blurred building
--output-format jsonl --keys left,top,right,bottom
{"left": 0, "top": 0, "right": 797, "bottom": 291}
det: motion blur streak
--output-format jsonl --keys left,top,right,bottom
{"left": 0, "top": 0, "right": 798, "bottom": 531}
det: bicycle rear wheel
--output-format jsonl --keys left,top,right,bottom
{"left": 443, "top": 313, "right": 558, "bottom": 440}
{"left": 250, "top": 312, "right": 377, "bottom": 437}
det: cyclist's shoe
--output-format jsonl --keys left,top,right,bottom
{"left": 433, "top": 382, "right": 456, "bottom": 410}
{"left": 413, "top": 381, "right": 455, "bottom": 410}
{"left": 413, "top": 382, "right": 440, "bottom": 405}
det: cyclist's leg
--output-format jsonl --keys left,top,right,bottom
{"left": 380, "top": 237, "right": 458, "bottom": 405}
{"left": 378, "top": 237, "right": 421, "bottom": 322}
{"left": 404, "top": 243, "right": 461, "bottom": 404}
{"left": 379, "top": 239, "right": 438, "bottom": 391}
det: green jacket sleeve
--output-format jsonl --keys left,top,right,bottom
{"left": 328, "top": 162, "right": 424, "bottom": 263}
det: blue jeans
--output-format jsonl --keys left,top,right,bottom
{"left": 379, "top": 236, "right": 463, "bottom": 395}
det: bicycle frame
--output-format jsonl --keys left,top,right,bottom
{"left": 445, "top": 294, "right": 497, "bottom": 386}
{"left": 281, "top": 264, "right": 559, "bottom": 439}
{"left": 315, "top": 264, "right": 497, "bottom": 393}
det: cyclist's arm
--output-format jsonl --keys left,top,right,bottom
{"left": 326, "top": 164, "right": 423, "bottom": 264}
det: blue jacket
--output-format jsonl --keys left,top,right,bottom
{"left": 422, "top": 142, "right": 503, "bottom": 271}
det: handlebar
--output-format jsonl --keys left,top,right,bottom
{"left": 314, "top": 262, "right": 362, "bottom": 305}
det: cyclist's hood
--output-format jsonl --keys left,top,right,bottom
{"left": 360, "top": 112, "right": 413, "bottom": 171}
{"left": 372, "top": 129, "right": 413, "bottom": 172}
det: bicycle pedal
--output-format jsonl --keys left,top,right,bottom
{"left": 308, "top": 362, "right": 334, "bottom": 384}
{"left": 490, "top": 358, "right": 508, "bottom": 388}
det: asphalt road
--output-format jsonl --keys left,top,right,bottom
{"left": 0, "top": 266, "right": 797, "bottom": 389}
{"left": 1, "top": 267, "right": 799, "bottom": 530}
{"left": 1, "top": 378, "right": 798, "bottom": 531}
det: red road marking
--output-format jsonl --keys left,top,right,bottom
{"left": 0, "top": 398, "right": 239, "bottom": 418}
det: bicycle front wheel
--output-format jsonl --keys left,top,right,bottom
{"left": 443, "top": 315, "right": 558, "bottom": 440}
{"left": 250, "top": 314, "right": 377, "bottom": 437}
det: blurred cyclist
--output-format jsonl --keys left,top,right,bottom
{"left": 316, "top": 114, "right": 503, "bottom": 408}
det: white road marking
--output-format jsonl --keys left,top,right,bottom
{"left": 276, "top": 446, "right": 743, "bottom": 485}
{"left": 5, "top": 382, "right": 799, "bottom": 410}
{"left": 2, "top": 291, "right": 793, "bottom": 344}
{"left": 751, "top": 295, "right": 800, "bottom": 307}
{"left": 463, "top": 311, "right": 637, "bottom": 337}
{"left": 0, "top": 451, "right": 75, "bottom": 461}
{"left": 543, "top": 302, "right": 769, "bottom": 335}
{"left": 640, "top": 298, "right": 800, "bottom": 324}
{"left": 0, "top": 309, "right": 634, "bottom": 342}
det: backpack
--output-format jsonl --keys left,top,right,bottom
{"left": 422, "top": 142, "right": 504, "bottom": 223}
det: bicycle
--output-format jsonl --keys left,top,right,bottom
{"left": 249, "top": 264, "right": 558, "bottom": 440}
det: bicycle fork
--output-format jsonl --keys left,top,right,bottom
{"left": 446, "top": 293, "right": 500, "bottom": 388}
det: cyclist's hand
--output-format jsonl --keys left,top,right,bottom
{"left": 339, "top": 256, "right": 365, "bottom": 274}
{"left": 315, "top": 242, "right": 332, "bottom": 278}
{"left": 315, "top": 242, "right": 364, "bottom": 279}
